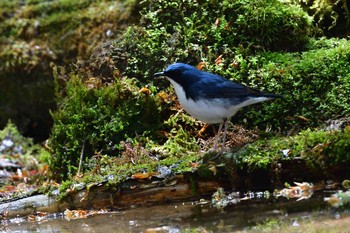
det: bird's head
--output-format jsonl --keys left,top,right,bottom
{"left": 153, "top": 63, "right": 198, "bottom": 83}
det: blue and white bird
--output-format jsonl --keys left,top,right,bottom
{"left": 154, "top": 63, "right": 281, "bottom": 152}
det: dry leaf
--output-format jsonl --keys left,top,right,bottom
{"left": 196, "top": 62, "right": 207, "bottom": 70}
{"left": 131, "top": 172, "right": 160, "bottom": 179}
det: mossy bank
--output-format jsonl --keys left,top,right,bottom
{"left": 0, "top": 0, "right": 350, "bottom": 201}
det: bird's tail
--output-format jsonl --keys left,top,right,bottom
{"left": 259, "top": 92, "right": 283, "bottom": 99}
{"left": 247, "top": 86, "right": 282, "bottom": 99}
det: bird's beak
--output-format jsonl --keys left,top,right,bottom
{"left": 153, "top": 71, "right": 165, "bottom": 77}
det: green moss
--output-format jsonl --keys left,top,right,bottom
{"left": 0, "top": 121, "right": 50, "bottom": 192}
{"left": 181, "top": 227, "right": 211, "bottom": 233}
{"left": 234, "top": 127, "right": 350, "bottom": 171}
{"left": 2, "top": 0, "right": 343, "bottom": 189}
{"left": 49, "top": 1, "right": 350, "bottom": 184}
{"left": 110, "top": 1, "right": 349, "bottom": 132}
{"left": 250, "top": 218, "right": 281, "bottom": 232}
{"left": 49, "top": 70, "right": 171, "bottom": 179}
{"left": 0, "top": 0, "right": 140, "bottom": 138}
{"left": 0, "top": 121, "right": 33, "bottom": 150}
{"left": 0, "top": 121, "right": 50, "bottom": 164}
{"left": 55, "top": 146, "right": 201, "bottom": 198}
{"left": 159, "top": 125, "right": 200, "bottom": 158}
{"left": 197, "top": 164, "right": 215, "bottom": 179}
{"left": 237, "top": 38, "right": 350, "bottom": 129}
{"left": 112, "top": 0, "right": 312, "bottom": 82}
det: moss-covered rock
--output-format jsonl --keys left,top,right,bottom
{"left": 227, "top": 125, "right": 350, "bottom": 187}
{"left": 49, "top": 70, "right": 172, "bottom": 179}
{"left": 114, "top": 33, "right": 350, "bottom": 131}
{"left": 49, "top": 0, "right": 350, "bottom": 180}
{"left": 0, "top": 0, "right": 140, "bottom": 140}
{"left": 230, "top": 38, "right": 350, "bottom": 130}
{"left": 109, "top": 0, "right": 349, "bottom": 132}
{"left": 1, "top": 0, "right": 350, "bottom": 209}
{"left": 112, "top": 0, "right": 312, "bottom": 81}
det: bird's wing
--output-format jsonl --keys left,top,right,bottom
{"left": 187, "top": 72, "right": 258, "bottom": 100}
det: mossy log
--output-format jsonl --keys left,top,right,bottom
{"left": 2, "top": 158, "right": 350, "bottom": 218}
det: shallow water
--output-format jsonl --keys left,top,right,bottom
{"left": 1, "top": 191, "right": 349, "bottom": 233}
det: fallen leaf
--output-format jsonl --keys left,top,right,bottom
{"left": 5, "top": 185, "right": 16, "bottom": 191}
{"left": 158, "top": 91, "right": 175, "bottom": 103}
{"left": 208, "top": 164, "right": 217, "bottom": 175}
{"left": 215, "top": 55, "right": 223, "bottom": 65}
{"left": 139, "top": 87, "right": 151, "bottom": 95}
{"left": 296, "top": 115, "right": 310, "bottom": 122}
{"left": 197, "top": 124, "right": 209, "bottom": 137}
{"left": 131, "top": 172, "right": 160, "bottom": 179}
{"left": 196, "top": 62, "right": 207, "bottom": 70}
{"left": 214, "top": 18, "right": 220, "bottom": 27}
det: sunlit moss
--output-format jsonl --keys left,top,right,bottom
{"left": 111, "top": 1, "right": 350, "bottom": 132}
{"left": 2, "top": 0, "right": 348, "bottom": 191}
{"left": 232, "top": 126, "right": 350, "bottom": 171}
{"left": 49, "top": 70, "right": 174, "bottom": 179}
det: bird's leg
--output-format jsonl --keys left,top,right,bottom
{"left": 221, "top": 118, "right": 228, "bottom": 153}
{"left": 213, "top": 122, "right": 224, "bottom": 150}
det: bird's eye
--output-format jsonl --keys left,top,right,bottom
{"left": 166, "top": 70, "right": 180, "bottom": 76}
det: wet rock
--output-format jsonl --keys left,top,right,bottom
{"left": 324, "top": 116, "right": 350, "bottom": 131}
{"left": 0, "top": 194, "right": 60, "bottom": 218}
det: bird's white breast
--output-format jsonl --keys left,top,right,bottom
{"left": 168, "top": 78, "right": 271, "bottom": 124}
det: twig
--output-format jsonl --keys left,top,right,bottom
{"left": 77, "top": 136, "right": 86, "bottom": 177}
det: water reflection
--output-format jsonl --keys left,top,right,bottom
{"left": 1, "top": 190, "right": 349, "bottom": 233}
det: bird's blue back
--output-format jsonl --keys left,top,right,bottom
{"left": 164, "top": 63, "right": 269, "bottom": 102}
